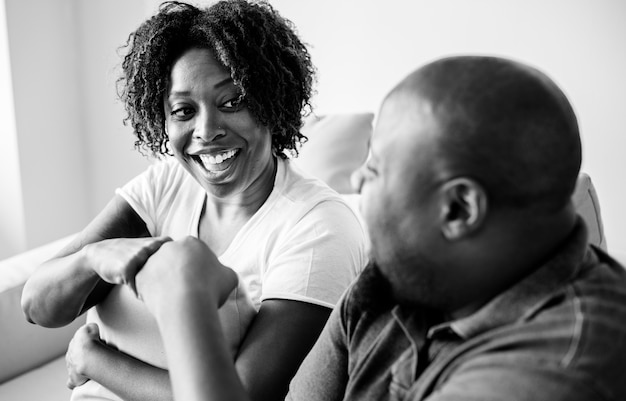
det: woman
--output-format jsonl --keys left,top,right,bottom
{"left": 21, "top": 2, "right": 367, "bottom": 401}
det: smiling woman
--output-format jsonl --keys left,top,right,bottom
{"left": 165, "top": 48, "right": 276, "bottom": 206}
{"left": 20, "top": 2, "right": 367, "bottom": 401}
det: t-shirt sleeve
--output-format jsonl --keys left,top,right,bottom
{"left": 115, "top": 159, "right": 179, "bottom": 237}
{"left": 261, "top": 200, "right": 367, "bottom": 309}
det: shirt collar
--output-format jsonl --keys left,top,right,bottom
{"left": 449, "top": 217, "right": 591, "bottom": 339}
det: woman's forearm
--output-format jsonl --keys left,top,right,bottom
{"left": 22, "top": 196, "right": 162, "bottom": 328}
{"left": 82, "top": 342, "right": 174, "bottom": 401}
{"left": 23, "top": 234, "right": 169, "bottom": 328}
{"left": 155, "top": 292, "right": 250, "bottom": 401}
{"left": 21, "top": 248, "right": 102, "bottom": 327}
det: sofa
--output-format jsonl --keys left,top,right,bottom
{"left": 0, "top": 234, "right": 84, "bottom": 400}
{"left": 0, "top": 113, "right": 621, "bottom": 401}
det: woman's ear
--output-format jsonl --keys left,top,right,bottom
{"left": 439, "top": 177, "right": 488, "bottom": 240}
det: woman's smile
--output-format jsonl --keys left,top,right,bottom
{"left": 165, "top": 47, "right": 275, "bottom": 198}
{"left": 192, "top": 148, "right": 241, "bottom": 173}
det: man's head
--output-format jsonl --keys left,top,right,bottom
{"left": 354, "top": 56, "right": 581, "bottom": 316}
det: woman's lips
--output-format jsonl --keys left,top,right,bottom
{"left": 193, "top": 148, "right": 240, "bottom": 172}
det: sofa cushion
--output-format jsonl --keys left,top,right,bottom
{"left": 0, "top": 355, "right": 71, "bottom": 401}
{"left": 295, "top": 113, "right": 373, "bottom": 194}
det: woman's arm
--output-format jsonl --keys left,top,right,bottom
{"left": 65, "top": 200, "right": 359, "bottom": 400}
{"left": 67, "top": 294, "right": 330, "bottom": 401}
{"left": 79, "top": 237, "right": 331, "bottom": 401}
{"left": 138, "top": 236, "right": 250, "bottom": 401}
{"left": 68, "top": 256, "right": 250, "bottom": 401}
{"left": 235, "top": 299, "right": 330, "bottom": 401}
{"left": 21, "top": 195, "right": 167, "bottom": 327}
{"left": 66, "top": 323, "right": 172, "bottom": 398}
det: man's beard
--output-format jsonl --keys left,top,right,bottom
{"left": 350, "top": 261, "right": 395, "bottom": 312}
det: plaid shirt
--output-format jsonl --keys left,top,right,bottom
{"left": 288, "top": 219, "right": 626, "bottom": 401}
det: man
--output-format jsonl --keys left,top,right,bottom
{"left": 135, "top": 56, "right": 626, "bottom": 400}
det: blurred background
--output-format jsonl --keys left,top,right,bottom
{"left": 1, "top": 0, "right": 625, "bottom": 258}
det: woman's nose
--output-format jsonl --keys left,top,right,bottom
{"left": 194, "top": 110, "right": 226, "bottom": 142}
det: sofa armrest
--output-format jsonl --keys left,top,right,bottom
{"left": 0, "top": 284, "right": 86, "bottom": 383}
{"left": 0, "top": 234, "right": 85, "bottom": 384}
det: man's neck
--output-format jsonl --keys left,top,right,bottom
{"left": 446, "top": 206, "right": 579, "bottom": 321}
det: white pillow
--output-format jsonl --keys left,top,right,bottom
{"left": 294, "top": 113, "right": 373, "bottom": 194}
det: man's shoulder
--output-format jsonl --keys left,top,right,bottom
{"left": 565, "top": 246, "right": 626, "bottom": 352}
{"left": 506, "top": 246, "right": 626, "bottom": 357}
{"left": 412, "top": 244, "right": 626, "bottom": 401}
{"left": 487, "top": 247, "right": 626, "bottom": 399}
{"left": 564, "top": 246, "right": 626, "bottom": 325}
{"left": 576, "top": 245, "right": 626, "bottom": 289}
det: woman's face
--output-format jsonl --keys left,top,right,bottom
{"left": 164, "top": 47, "right": 274, "bottom": 199}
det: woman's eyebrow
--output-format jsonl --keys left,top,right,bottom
{"left": 168, "top": 77, "right": 234, "bottom": 99}
{"left": 214, "top": 76, "right": 234, "bottom": 89}
{"left": 168, "top": 90, "right": 191, "bottom": 98}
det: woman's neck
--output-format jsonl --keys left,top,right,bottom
{"left": 204, "top": 157, "right": 278, "bottom": 222}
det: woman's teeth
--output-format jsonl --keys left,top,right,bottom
{"left": 198, "top": 149, "right": 237, "bottom": 166}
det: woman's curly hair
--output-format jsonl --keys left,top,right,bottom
{"left": 117, "top": 0, "right": 315, "bottom": 158}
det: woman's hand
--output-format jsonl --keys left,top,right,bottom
{"left": 66, "top": 323, "right": 101, "bottom": 389}
{"left": 83, "top": 236, "right": 171, "bottom": 295}
{"left": 135, "top": 236, "right": 238, "bottom": 316}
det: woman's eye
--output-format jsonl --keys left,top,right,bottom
{"left": 221, "top": 95, "right": 245, "bottom": 111}
{"left": 170, "top": 107, "right": 194, "bottom": 119}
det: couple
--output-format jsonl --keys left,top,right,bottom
{"left": 22, "top": 1, "right": 626, "bottom": 401}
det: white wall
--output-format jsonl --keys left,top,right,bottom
{"left": 5, "top": 0, "right": 89, "bottom": 251}
{"left": 74, "top": 0, "right": 152, "bottom": 213}
{"left": 4, "top": 0, "right": 151, "bottom": 254}
{"left": 4, "top": 0, "right": 626, "bottom": 255}
{"left": 271, "top": 0, "right": 626, "bottom": 253}
{"left": 0, "top": 0, "right": 25, "bottom": 259}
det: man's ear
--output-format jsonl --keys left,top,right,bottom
{"left": 439, "top": 177, "right": 488, "bottom": 240}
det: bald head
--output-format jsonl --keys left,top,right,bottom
{"left": 389, "top": 56, "right": 581, "bottom": 212}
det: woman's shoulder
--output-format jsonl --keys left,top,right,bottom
{"left": 136, "top": 158, "right": 199, "bottom": 192}
{"left": 143, "top": 157, "right": 186, "bottom": 180}
{"left": 277, "top": 160, "right": 362, "bottom": 221}
{"left": 280, "top": 159, "right": 346, "bottom": 204}
{"left": 118, "top": 157, "right": 203, "bottom": 214}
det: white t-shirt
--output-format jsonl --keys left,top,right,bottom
{"left": 71, "top": 157, "right": 367, "bottom": 401}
